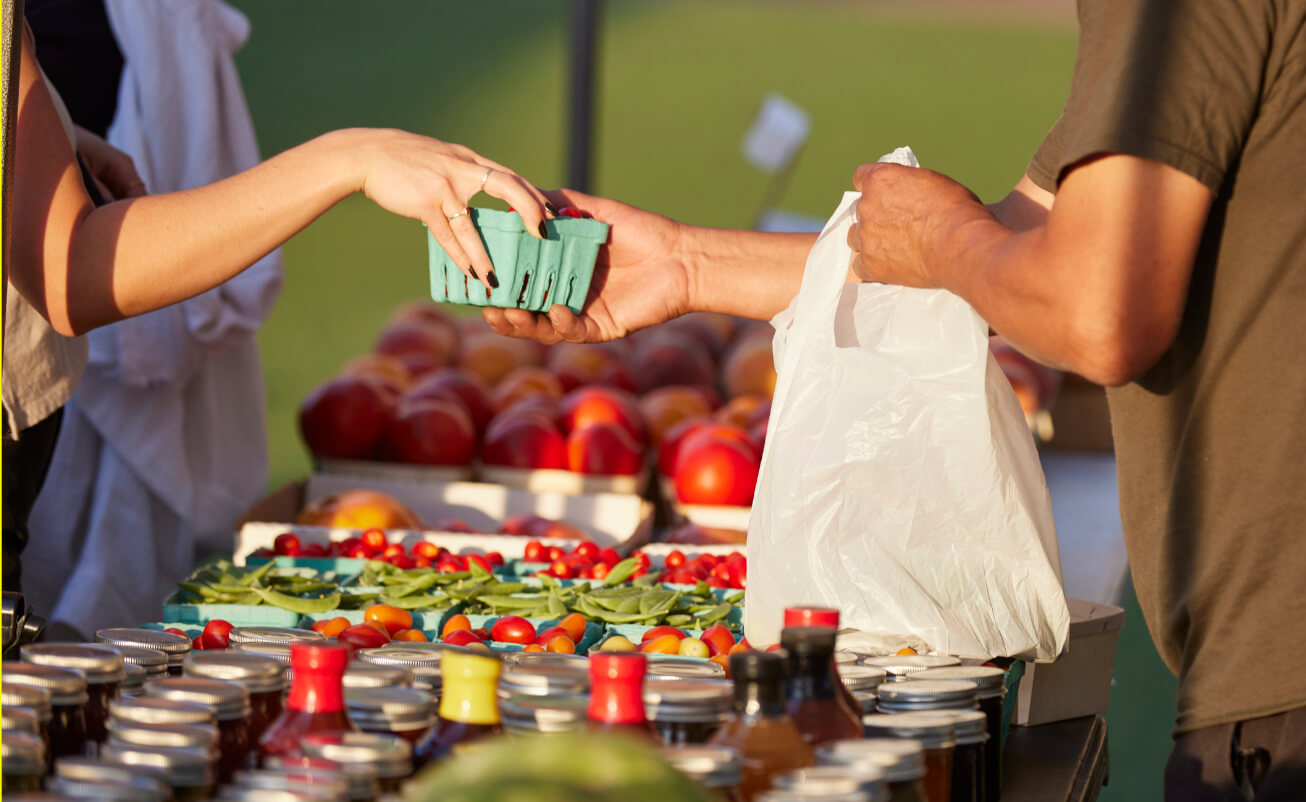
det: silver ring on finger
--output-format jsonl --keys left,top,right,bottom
{"left": 479, "top": 167, "right": 494, "bottom": 192}
{"left": 448, "top": 207, "right": 470, "bottom": 222}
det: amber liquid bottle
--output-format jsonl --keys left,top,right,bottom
{"left": 585, "top": 653, "right": 660, "bottom": 740}
{"left": 259, "top": 642, "right": 355, "bottom": 761}
{"left": 782, "top": 626, "right": 863, "bottom": 746}
{"left": 783, "top": 606, "right": 862, "bottom": 720}
{"left": 415, "top": 650, "right": 502, "bottom": 764}
{"left": 710, "top": 651, "right": 814, "bottom": 801}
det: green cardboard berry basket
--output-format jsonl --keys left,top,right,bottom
{"left": 428, "top": 209, "right": 609, "bottom": 313}
{"left": 157, "top": 595, "right": 303, "bottom": 628}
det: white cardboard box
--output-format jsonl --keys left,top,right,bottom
{"left": 1016, "top": 597, "right": 1126, "bottom": 726}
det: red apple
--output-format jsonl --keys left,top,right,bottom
{"left": 567, "top": 422, "right": 643, "bottom": 476}
{"left": 482, "top": 415, "right": 568, "bottom": 470}
{"left": 298, "top": 375, "right": 393, "bottom": 460}
{"left": 385, "top": 398, "right": 476, "bottom": 466}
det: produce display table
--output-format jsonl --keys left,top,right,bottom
{"left": 1003, "top": 716, "right": 1109, "bottom": 802}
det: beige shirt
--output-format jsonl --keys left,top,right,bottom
{"left": 2, "top": 56, "right": 89, "bottom": 433}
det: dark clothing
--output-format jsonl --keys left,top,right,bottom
{"left": 2, "top": 409, "right": 64, "bottom": 594}
{"left": 1165, "top": 706, "right": 1306, "bottom": 802}
{"left": 1029, "top": 0, "right": 1306, "bottom": 737}
{"left": 27, "top": 0, "right": 122, "bottom": 136}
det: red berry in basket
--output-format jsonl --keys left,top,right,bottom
{"left": 558, "top": 206, "right": 588, "bottom": 218}
{"left": 201, "top": 620, "right": 234, "bottom": 650}
{"left": 361, "top": 528, "right": 388, "bottom": 553}
{"left": 273, "top": 533, "right": 301, "bottom": 556}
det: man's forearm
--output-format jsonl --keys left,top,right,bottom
{"left": 684, "top": 228, "right": 817, "bottom": 321}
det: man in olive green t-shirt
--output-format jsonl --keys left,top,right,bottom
{"left": 482, "top": 0, "right": 1306, "bottom": 797}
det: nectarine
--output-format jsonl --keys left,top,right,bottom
{"left": 567, "top": 422, "right": 643, "bottom": 476}
{"left": 299, "top": 375, "right": 394, "bottom": 460}
{"left": 674, "top": 438, "right": 760, "bottom": 506}
{"left": 481, "top": 415, "right": 568, "bottom": 470}
{"left": 386, "top": 398, "right": 477, "bottom": 466}
{"left": 723, "top": 337, "right": 777, "bottom": 399}
{"left": 296, "top": 490, "right": 423, "bottom": 530}
{"left": 558, "top": 386, "right": 646, "bottom": 444}
{"left": 492, "top": 366, "right": 564, "bottom": 411}
{"left": 405, "top": 369, "right": 496, "bottom": 435}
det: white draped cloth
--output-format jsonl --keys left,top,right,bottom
{"left": 26, "top": 0, "right": 283, "bottom": 637}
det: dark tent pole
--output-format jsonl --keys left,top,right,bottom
{"left": 567, "top": 0, "right": 600, "bottom": 192}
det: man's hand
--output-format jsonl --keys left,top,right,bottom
{"left": 483, "top": 189, "right": 692, "bottom": 344}
{"left": 74, "top": 126, "right": 147, "bottom": 200}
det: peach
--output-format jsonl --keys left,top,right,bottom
{"left": 714, "top": 394, "right": 768, "bottom": 429}
{"left": 723, "top": 337, "right": 776, "bottom": 399}
{"left": 296, "top": 490, "right": 422, "bottom": 530}
{"left": 339, "top": 353, "right": 412, "bottom": 391}
{"left": 405, "top": 369, "right": 497, "bottom": 435}
{"left": 375, "top": 318, "right": 457, "bottom": 365}
{"left": 547, "top": 342, "right": 619, "bottom": 391}
{"left": 385, "top": 397, "right": 477, "bottom": 466}
{"left": 459, "top": 332, "right": 524, "bottom": 387}
{"left": 632, "top": 332, "right": 716, "bottom": 394}
{"left": 481, "top": 415, "right": 568, "bottom": 470}
{"left": 298, "top": 375, "right": 394, "bottom": 460}
{"left": 558, "top": 386, "right": 646, "bottom": 443}
{"left": 670, "top": 422, "right": 760, "bottom": 477}
{"left": 639, "top": 386, "right": 714, "bottom": 446}
{"left": 492, "top": 366, "right": 564, "bottom": 411}
{"left": 567, "top": 422, "right": 643, "bottom": 476}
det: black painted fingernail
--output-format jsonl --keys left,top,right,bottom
{"left": 538, "top": 221, "right": 548, "bottom": 238}
{"left": 545, "top": 202, "right": 560, "bottom": 216}
{"left": 488, "top": 271, "right": 500, "bottom": 289}
{"left": 469, "top": 266, "right": 478, "bottom": 279}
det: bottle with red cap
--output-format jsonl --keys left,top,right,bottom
{"left": 781, "top": 626, "right": 862, "bottom": 746}
{"left": 783, "top": 606, "right": 861, "bottom": 719}
{"left": 258, "top": 642, "right": 356, "bottom": 760}
{"left": 585, "top": 653, "right": 660, "bottom": 739}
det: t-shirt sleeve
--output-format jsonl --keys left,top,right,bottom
{"left": 1037, "top": 0, "right": 1271, "bottom": 193}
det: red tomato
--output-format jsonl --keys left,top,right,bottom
{"left": 631, "top": 566, "right": 649, "bottom": 579}
{"left": 466, "top": 553, "right": 492, "bottom": 573}
{"left": 414, "top": 556, "right": 432, "bottom": 569}
{"left": 698, "top": 554, "right": 720, "bottom": 569}
{"left": 164, "top": 628, "right": 189, "bottom": 639}
{"left": 635, "top": 552, "right": 651, "bottom": 569}
{"left": 491, "top": 616, "right": 537, "bottom": 645}
{"left": 473, "top": 627, "right": 491, "bottom": 642}
{"left": 442, "top": 630, "right": 480, "bottom": 647}
{"left": 573, "top": 541, "right": 600, "bottom": 561}
{"left": 347, "top": 546, "right": 371, "bottom": 560}
{"left": 547, "top": 547, "right": 564, "bottom": 562}
{"left": 311, "top": 617, "right": 350, "bottom": 639}
{"left": 301, "top": 542, "right": 328, "bottom": 557}
{"left": 729, "top": 559, "right": 747, "bottom": 589}
{"left": 201, "top": 619, "right": 233, "bottom": 650}
{"left": 338, "top": 624, "right": 391, "bottom": 652}
{"left": 665, "top": 550, "right": 686, "bottom": 569}
{"left": 639, "top": 635, "right": 681, "bottom": 654}
{"left": 442, "top": 614, "right": 472, "bottom": 638}
{"left": 485, "top": 551, "right": 505, "bottom": 568}
{"left": 191, "top": 636, "right": 206, "bottom": 651}
{"left": 360, "top": 528, "right": 388, "bottom": 553}
{"left": 575, "top": 565, "right": 593, "bottom": 580}
{"left": 711, "top": 563, "right": 732, "bottom": 582}
{"left": 535, "top": 626, "right": 570, "bottom": 645}
{"left": 700, "top": 624, "right": 735, "bottom": 657}
{"left": 523, "top": 540, "right": 546, "bottom": 562}
{"left": 382, "top": 543, "right": 405, "bottom": 559}
{"left": 364, "top": 604, "right": 413, "bottom": 635}
{"left": 389, "top": 554, "right": 415, "bottom": 570}
{"left": 249, "top": 547, "right": 274, "bottom": 559}
{"left": 436, "top": 559, "right": 463, "bottom": 574}
{"left": 641, "top": 625, "right": 688, "bottom": 643}
{"left": 273, "top": 532, "right": 301, "bottom": 556}
{"left": 413, "top": 541, "right": 440, "bottom": 560}
{"left": 339, "top": 537, "right": 362, "bottom": 553}
{"left": 590, "top": 562, "right": 610, "bottom": 581}
{"left": 667, "top": 570, "right": 697, "bottom": 585}
{"left": 706, "top": 577, "right": 729, "bottom": 588}
{"left": 599, "top": 547, "right": 621, "bottom": 567}
{"left": 549, "top": 559, "right": 574, "bottom": 579}
{"left": 326, "top": 541, "right": 346, "bottom": 557}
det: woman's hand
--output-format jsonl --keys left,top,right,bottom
{"left": 74, "top": 125, "right": 147, "bottom": 200}
{"left": 355, "top": 129, "right": 553, "bottom": 290}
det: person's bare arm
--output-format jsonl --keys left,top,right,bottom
{"left": 987, "top": 174, "right": 1054, "bottom": 231}
{"left": 11, "top": 31, "right": 550, "bottom": 337}
{"left": 849, "top": 155, "right": 1210, "bottom": 385}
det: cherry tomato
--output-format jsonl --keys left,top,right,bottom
{"left": 549, "top": 559, "right": 573, "bottom": 579}
{"left": 641, "top": 626, "right": 688, "bottom": 642}
{"left": 382, "top": 543, "right": 406, "bottom": 560}
{"left": 249, "top": 547, "right": 274, "bottom": 559}
{"left": 360, "top": 528, "right": 388, "bottom": 553}
{"left": 573, "top": 541, "right": 600, "bottom": 561}
{"left": 364, "top": 604, "right": 413, "bottom": 635}
{"left": 729, "top": 641, "right": 753, "bottom": 655}
{"left": 729, "top": 559, "right": 747, "bottom": 589}
{"left": 472, "top": 627, "right": 491, "bottom": 642}
{"left": 301, "top": 542, "right": 328, "bottom": 557}
{"left": 389, "top": 554, "right": 415, "bottom": 570}
{"left": 706, "top": 577, "right": 729, "bottom": 589}
{"left": 413, "top": 541, "right": 440, "bottom": 560}
{"left": 191, "top": 636, "right": 206, "bottom": 650}
{"left": 392, "top": 629, "right": 429, "bottom": 642}
{"left": 200, "top": 619, "right": 233, "bottom": 650}
{"left": 635, "top": 552, "right": 651, "bottom": 569}
{"left": 599, "top": 547, "right": 621, "bottom": 567}
{"left": 575, "top": 565, "right": 594, "bottom": 580}
{"left": 485, "top": 551, "right": 505, "bottom": 568}
{"left": 590, "top": 562, "right": 610, "bottom": 581}
{"left": 273, "top": 533, "right": 301, "bottom": 556}
{"left": 896, "top": 647, "right": 918, "bottom": 656}
{"left": 535, "top": 626, "right": 570, "bottom": 645}
{"left": 709, "top": 654, "right": 732, "bottom": 677}
{"left": 711, "top": 563, "right": 732, "bottom": 582}
{"left": 545, "top": 635, "right": 576, "bottom": 654}
{"left": 436, "top": 558, "right": 464, "bottom": 574}
{"left": 466, "top": 553, "right": 492, "bottom": 573}
{"left": 311, "top": 617, "right": 350, "bottom": 639}
{"left": 665, "top": 550, "right": 686, "bottom": 569}
{"left": 547, "top": 547, "right": 564, "bottom": 562}
{"left": 442, "top": 630, "right": 480, "bottom": 647}
{"left": 700, "top": 625, "right": 735, "bottom": 657}
{"left": 327, "top": 541, "right": 346, "bottom": 557}
{"left": 338, "top": 624, "right": 391, "bottom": 652}
{"left": 414, "top": 556, "right": 432, "bottom": 569}
{"left": 630, "top": 566, "right": 649, "bottom": 579}
{"left": 667, "top": 570, "right": 696, "bottom": 585}
{"left": 522, "top": 644, "right": 546, "bottom": 653}
{"left": 557, "top": 613, "right": 588, "bottom": 643}
{"left": 523, "top": 540, "right": 546, "bottom": 562}
{"left": 441, "top": 614, "right": 472, "bottom": 639}
{"left": 164, "top": 628, "right": 189, "bottom": 639}
{"left": 347, "top": 545, "right": 371, "bottom": 560}
{"left": 639, "top": 635, "right": 682, "bottom": 655}
{"left": 491, "top": 616, "right": 537, "bottom": 645}
{"left": 339, "top": 537, "right": 362, "bottom": 553}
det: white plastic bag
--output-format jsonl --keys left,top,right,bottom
{"left": 745, "top": 148, "right": 1069, "bottom": 661}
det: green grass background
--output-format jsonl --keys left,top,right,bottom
{"left": 230, "top": 2, "right": 1175, "bottom": 797}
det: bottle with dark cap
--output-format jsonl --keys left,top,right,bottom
{"left": 781, "top": 627, "right": 862, "bottom": 746}
{"left": 258, "top": 642, "right": 356, "bottom": 761}
{"left": 709, "top": 651, "right": 813, "bottom": 801}
{"left": 783, "top": 606, "right": 863, "bottom": 718}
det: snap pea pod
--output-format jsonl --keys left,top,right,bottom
{"left": 251, "top": 586, "right": 340, "bottom": 614}
{"left": 686, "top": 603, "right": 722, "bottom": 614}
{"left": 586, "top": 586, "right": 645, "bottom": 599}
{"left": 237, "top": 560, "right": 276, "bottom": 587}
{"left": 690, "top": 581, "right": 712, "bottom": 598}
{"left": 589, "top": 595, "right": 630, "bottom": 613}
{"left": 665, "top": 614, "right": 694, "bottom": 627}
{"left": 205, "top": 583, "right": 257, "bottom": 594}
{"left": 387, "top": 574, "right": 440, "bottom": 599}
{"left": 639, "top": 590, "right": 676, "bottom": 615}
{"left": 546, "top": 590, "right": 567, "bottom": 619}
{"left": 468, "top": 560, "right": 494, "bottom": 581}
{"left": 485, "top": 582, "right": 528, "bottom": 595}
{"left": 536, "top": 575, "right": 561, "bottom": 590}
{"left": 178, "top": 582, "right": 225, "bottom": 601}
{"left": 478, "top": 594, "right": 551, "bottom": 610}
{"left": 615, "top": 596, "right": 643, "bottom": 615}
{"left": 723, "top": 592, "right": 745, "bottom": 605}
{"left": 693, "top": 603, "right": 732, "bottom": 627}
{"left": 268, "top": 580, "right": 336, "bottom": 594}
{"left": 338, "top": 591, "right": 380, "bottom": 609}
{"left": 375, "top": 592, "right": 449, "bottom": 610}
{"left": 602, "top": 558, "right": 640, "bottom": 586}
{"left": 633, "top": 573, "right": 659, "bottom": 588}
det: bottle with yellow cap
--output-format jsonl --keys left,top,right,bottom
{"left": 414, "top": 650, "right": 502, "bottom": 765}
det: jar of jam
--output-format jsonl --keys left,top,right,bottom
{"left": 53, "top": 756, "right": 170, "bottom": 799}
{"left": 184, "top": 650, "right": 287, "bottom": 747}
{"left": 121, "top": 664, "right": 148, "bottom": 697}
{"left": 817, "top": 739, "right": 929, "bottom": 802}
{"left": 356, "top": 647, "right": 442, "bottom": 694}
{"left": 2, "top": 682, "right": 52, "bottom": 745}
{"left": 498, "top": 694, "right": 589, "bottom": 736}
{"left": 499, "top": 658, "right": 589, "bottom": 700}
{"left": 343, "top": 660, "right": 413, "bottom": 690}
{"left": 104, "top": 644, "right": 170, "bottom": 681}
{"left": 3, "top": 662, "right": 89, "bottom": 761}
{"left": 22, "top": 643, "right": 126, "bottom": 749}
{"left": 1, "top": 729, "right": 46, "bottom": 793}
{"left": 876, "top": 680, "right": 979, "bottom": 714}
{"left": 96, "top": 628, "right": 191, "bottom": 676}
{"left": 345, "top": 686, "right": 435, "bottom": 743}
{"left": 663, "top": 744, "right": 745, "bottom": 802}
{"left": 232, "top": 641, "right": 292, "bottom": 666}
{"left": 842, "top": 665, "right": 887, "bottom": 710}
{"left": 266, "top": 753, "right": 381, "bottom": 802}
{"left": 234, "top": 767, "right": 352, "bottom": 800}
{"left": 645, "top": 654, "right": 727, "bottom": 681}
{"left": 302, "top": 731, "right": 414, "bottom": 795}
{"left": 862, "top": 714, "right": 956, "bottom": 802}
{"left": 771, "top": 765, "right": 888, "bottom": 802}
{"left": 144, "top": 676, "right": 251, "bottom": 783}
{"left": 645, "top": 677, "right": 733, "bottom": 745}
{"left": 107, "top": 721, "right": 221, "bottom": 757}
{"left": 109, "top": 695, "right": 215, "bottom": 729}
{"left": 503, "top": 650, "right": 589, "bottom": 668}
{"left": 228, "top": 626, "right": 325, "bottom": 648}
{"left": 937, "top": 710, "right": 987, "bottom": 802}
{"left": 100, "top": 742, "right": 216, "bottom": 801}
{"left": 861, "top": 655, "right": 961, "bottom": 682}
{"left": 915, "top": 666, "right": 1005, "bottom": 802}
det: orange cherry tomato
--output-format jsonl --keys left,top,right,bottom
{"left": 545, "top": 635, "right": 576, "bottom": 654}
{"left": 557, "top": 613, "right": 587, "bottom": 643}
{"left": 522, "top": 644, "right": 546, "bottom": 653}
{"left": 392, "top": 628, "right": 429, "bottom": 642}
{"left": 640, "top": 625, "right": 687, "bottom": 643}
{"left": 363, "top": 604, "right": 413, "bottom": 636}
{"left": 441, "top": 614, "right": 473, "bottom": 639}
{"left": 709, "top": 654, "right": 732, "bottom": 677}
{"left": 639, "top": 634, "right": 682, "bottom": 655}
{"left": 311, "top": 616, "right": 350, "bottom": 639}
{"left": 534, "top": 626, "right": 570, "bottom": 645}
{"left": 896, "top": 647, "right": 918, "bottom": 656}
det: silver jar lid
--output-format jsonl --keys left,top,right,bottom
{"left": 108, "top": 721, "right": 220, "bottom": 752}
{"left": 816, "top": 738, "right": 926, "bottom": 783}
{"left": 184, "top": 651, "right": 286, "bottom": 694}
{"left": 841, "top": 665, "right": 888, "bottom": 692}
{"left": 343, "top": 660, "right": 413, "bottom": 689}
{"left": 96, "top": 629, "right": 191, "bottom": 667}
{"left": 233, "top": 769, "right": 348, "bottom": 801}
{"left": 301, "top": 731, "right": 414, "bottom": 780}
{"left": 772, "top": 765, "right": 886, "bottom": 798}
{"left": 877, "top": 679, "right": 978, "bottom": 713}
{"left": 498, "top": 694, "right": 588, "bottom": 734}
{"left": 499, "top": 660, "right": 590, "bottom": 698}
{"left": 2, "top": 704, "right": 40, "bottom": 733}
{"left": 503, "top": 651, "right": 589, "bottom": 669}
{"left": 121, "top": 663, "right": 148, "bottom": 695}
{"left": 2, "top": 662, "right": 89, "bottom": 706}
{"left": 345, "top": 686, "right": 435, "bottom": 733}
{"left": 1, "top": 728, "right": 46, "bottom": 775}
{"left": 228, "top": 626, "right": 324, "bottom": 646}
{"left": 852, "top": 690, "right": 877, "bottom": 715}
{"left": 860, "top": 654, "right": 960, "bottom": 680}
{"left": 356, "top": 647, "right": 441, "bottom": 690}
{"left": 2, "top": 681, "right": 52, "bottom": 721}
{"left": 862, "top": 713, "right": 957, "bottom": 750}
{"left": 940, "top": 709, "right": 989, "bottom": 745}
{"left": 144, "top": 677, "right": 251, "bottom": 721}
{"left": 230, "top": 641, "right": 292, "bottom": 665}
{"left": 834, "top": 650, "right": 860, "bottom": 666}
{"left": 915, "top": 665, "right": 1006, "bottom": 697}
{"left": 46, "top": 775, "right": 169, "bottom": 801}
{"left": 54, "top": 756, "right": 170, "bottom": 790}
{"left": 109, "top": 696, "right": 215, "bottom": 726}
{"left": 100, "top": 742, "right": 215, "bottom": 789}
{"left": 22, "top": 643, "right": 126, "bottom": 685}
{"left": 644, "top": 655, "right": 726, "bottom": 679}
{"left": 662, "top": 745, "right": 742, "bottom": 789}
{"left": 643, "top": 677, "right": 732, "bottom": 723}
{"left": 264, "top": 754, "right": 381, "bottom": 802}
{"left": 102, "top": 644, "right": 170, "bottom": 677}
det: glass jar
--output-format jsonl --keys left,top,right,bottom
{"left": 414, "top": 650, "right": 502, "bottom": 764}
{"left": 233, "top": 768, "right": 352, "bottom": 801}
{"left": 356, "top": 647, "right": 442, "bottom": 694}
{"left": 22, "top": 643, "right": 127, "bottom": 750}
{"left": 109, "top": 695, "right": 215, "bottom": 728}
{"left": 645, "top": 654, "right": 727, "bottom": 680}
{"left": 2, "top": 704, "right": 41, "bottom": 735}
{"left": 2, "top": 682, "right": 52, "bottom": 741}
{"left": 915, "top": 666, "right": 1005, "bottom": 802}
{"left": 1, "top": 729, "right": 46, "bottom": 793}
{"left": 842, "top": 665, "right": 888, "bottom": 706}
{"left": 259, "top": 643, "right": 355, "bottom": 762}
{"left": 502, "top": 651, "right": 589, "bottom": 669}
{"left": 303, "top": 731, "right": 414, "bottom": 795}
{"left": 3, "top": 662, "right": 89, "bottom": 761}
{"left": 861, "top": 655, "right": 961, "bottom": 682}
{"left": 100, "top": 741, "right": 216, "bottom": 801}
{"left": 227, "top": 626, "right": 325, "bottom": 648}
{"left": 939, "top": 710, "right": 987, "bottom": 802}
{"left": 862, "top": 714, "right": 956, "bottom": 802}
{"left": 47, "top": 774, "right": 170, "bottom": 801}
{"left": 345, "top": 686, "right": 436, "bottom": 743}
{"left": 663, "top": 744, "right": 745, "bottom": 802}
{"left": 96, "top": 628, "right": 192, "bottom": 676}
{"left": 121, "top": 663, "right": 148, "bottom": 697}
{"left": 265, "top": 753, "right": 381, "bottom": 802}
{"left": 772, "top": 765, "right": 888, "bottom": 802}
{"left": 107, "top": 721, "right": 220, "bottom": 756}
{"left": 343, "top": 660, "right": 413, "bottom": 690}
{"left": 876, "top": 680, "right": 979, "bottom": 714}
{"left": 817, "top": 739, "right": 929, "bottom": 802}
{"left": 232, "top": 641, "right": 293, "bottom": 666}
{"left": 53, "top": 756, "right": 171, "bottom": 799}
{"left": 645, "top": 677, "right": 732, "bottom": 745}
{"left": 104, "top": 644, "right": 170, "bottom": 681}
{"left": 498, "top": 694, "right": 589, "bottom": 736}
{"left": 184, "top": 650, "right": 287, "bottom": 748}
{"left": 498, "top": 658, "right": 589, "bottom": 700}
{"left": 144, "top": 676, "right": 252, "bottom": 783}
{"left": 781, "top": 627, "right": 862, "bottom": 746}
